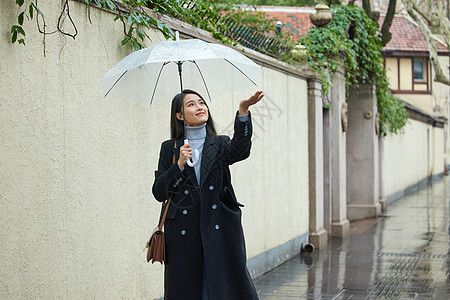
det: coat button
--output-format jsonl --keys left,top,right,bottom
{"left": 183, "top": 209, "right": 188, "bottom": 215}
{"left": 209, "top": 185, "right": 214, "bottom": 191}
{"left": 184, "top": 189, "right": 189, "bottom": 195}
{"left": 212, "top": 204, "right": 217, "bottom": 210}
{"left": 181, "top": 230, "right": 186, "bottom": 236}
{"left": 215, "top": 224, "right": 220, "bottom": 230}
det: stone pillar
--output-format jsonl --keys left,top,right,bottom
{"left": 307, "top": 77, "right": 327, "bottom": 249}
{"left": 329, "top": 66, "right": 350, "bottom": 237}
{"left": 347, "top": 84, "right": 381, "bottom": 221}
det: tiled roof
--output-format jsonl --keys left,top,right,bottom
{"left": 379, "top": 15, "right": 449, "bottom": 54}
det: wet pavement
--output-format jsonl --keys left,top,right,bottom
{"left": 254, "top": 177, "right": 450, "bottom": 299}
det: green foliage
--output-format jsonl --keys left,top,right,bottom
{"left": 11, "top": 0, "right": 42, "bottom": 45}
{"left": 300, "top": 5, "right": 408, "bottom": 135}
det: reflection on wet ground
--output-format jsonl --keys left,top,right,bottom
{"left": 254, "top": 177, "right": 450, "bottom": 299}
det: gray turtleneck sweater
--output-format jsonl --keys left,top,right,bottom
{"left": 185, "top": 123, "right": 207, "bottom": 185}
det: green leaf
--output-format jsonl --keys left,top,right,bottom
{"left": 105, "top": 0, "right": 115, "bottom": 11}
{"left": 135, "top": 14, "right": 144, "bottom": 24}
{"left": 136, "top": 28, "right": 144, "bottom": 41}
{"left": 18, "top": 12, "right": 24, "bottom": 25}
{"left": 18, "top": 39, "right": 25, "bottom": 45}
{"left": 132, "top": 39, "right": 141, "bottom": 51}
{"left": 156, "top": 20, "right": 167, "bottom": 32}
{"left": 148, "top": 17, "right": 157, "bottom": 26}
{"left": 29, "top": 4, "right": 33, "bottom": 19}
{"left": 142, "top": 17, "right": 150, "bottom": 28}
{"left": 16, "top": 0, "right": 24, "bottom": 7}
{"left": 127, "top": 26, "right": 133, "bottom": 36}
{"left": 18, "top": 27, "right": 25, "bottom": 36}
{"left": 121, "top": 37, "right": 130, "bottom": 45}
{"left": 12, "top": 31, "right": 17, "bottom": 43}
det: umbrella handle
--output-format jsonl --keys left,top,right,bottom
{"left": 184, "top": 139, "right": 199, "bottom": 167}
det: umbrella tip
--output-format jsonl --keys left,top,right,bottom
{"left": 175, "top": 31, "right": 179, "bottom": 42}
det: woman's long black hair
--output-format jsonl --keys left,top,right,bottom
{"left": 170, "top": 89, "right": 217, "bottom": 140}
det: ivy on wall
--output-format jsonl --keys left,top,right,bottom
{"left": 300, "top": 5, "right": 408, "bottom": 135}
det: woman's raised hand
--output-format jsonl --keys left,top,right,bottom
{"left": 178, "top": 144, "right": 192, "bottom": 169}
{"left": 239, "top": 91, "right": 264, "bottom": 116}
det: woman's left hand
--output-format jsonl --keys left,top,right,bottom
{"left": 239, "top": 91, "right": 264, "bottom": 116}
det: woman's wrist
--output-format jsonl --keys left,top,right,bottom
{"left": 238, "top": 107, "right": 249, "bottom": 116}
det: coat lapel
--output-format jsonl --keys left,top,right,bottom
{"left": 200, "top": 134, "right": 218, "bottom": 188}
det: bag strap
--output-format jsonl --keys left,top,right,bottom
{"left": 158, "top": 140, "right": 177, "bottom": 231}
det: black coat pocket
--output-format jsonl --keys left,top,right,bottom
{"left": 221, "top": 187, "right": 244, "bottom": 212}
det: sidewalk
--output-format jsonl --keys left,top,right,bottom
{"left": 254, "top": 177, "right": 450, "bottom": 299}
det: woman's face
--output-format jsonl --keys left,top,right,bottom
{"left": 177, "top": 93, "right": 209, "bottom": 127}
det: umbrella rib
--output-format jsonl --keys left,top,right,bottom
{"left": 149, "top": 62, "right": 170, "bottom": 105}
{"left": 224, "top": 59, "right": 259, "bottom": 86}
{"left": 104, "top": 70, "right": 128, "bottom": 98}
{"left": 190, "top": 60, "right": 212, "bottom": 102}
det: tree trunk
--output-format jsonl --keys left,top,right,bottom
{"left": 380, "top": 0, "right": 396, "bottom": 46}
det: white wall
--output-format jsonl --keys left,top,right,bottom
{"left": 0, "top": 1, "right": 309, "bottom": 299}
{"left": 383, "top": 119, "right": 444, "bottom": 198}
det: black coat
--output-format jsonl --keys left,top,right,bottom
{"left": 152, "top": 112, "right": 258, "bottom": 300}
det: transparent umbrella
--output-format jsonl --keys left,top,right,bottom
{"left": 100, "top": 34, "right": 261, "bottom": 105}
{"left": 99, "top": 33, "right": 262, "bottom": 166}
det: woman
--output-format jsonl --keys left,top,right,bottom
{"left": 152, "top": 89, "right": 263, "bottom": 300}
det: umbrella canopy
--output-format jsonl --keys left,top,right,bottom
{"left": 100, "top": 38, "right": 262, "bottom": 105}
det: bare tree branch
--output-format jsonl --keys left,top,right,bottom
{"left": 401, "top": 0, "right": 450, "bottom": 86}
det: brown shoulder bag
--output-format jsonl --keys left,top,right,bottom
{"left": 145, "top": 141, "right": 176, "bottom": 264}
